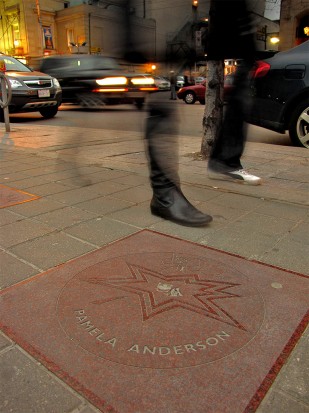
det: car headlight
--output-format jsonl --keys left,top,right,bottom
{"left": 52, "top": 77, "right": 61, "bottom": 88}
{"left": 131, "top": 77, "right": 155, "bottom": 85}
{"left": 96, "top": 77, "right": 128, "bottom": 86}
{"left": 8, "top": 79, "right": 23, "bottom": 88}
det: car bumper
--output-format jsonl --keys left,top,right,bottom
{"left": 8, "top": 90, "right": 62, "bottom": 113}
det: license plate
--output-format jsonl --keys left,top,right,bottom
{"left": 38, "top": 89, "right": 50, "bottom": 98}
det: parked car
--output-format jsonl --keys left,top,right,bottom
{"left": 177, "top": 75, "right": 234, "bottom": 105}
{"left": 247, "top": 40, "right": 309, "bottom": 148}
{"left": 176, "top": 75, "right": 185, "bottom": 89}
{"left": 194, "top": 76, "right": 205, "bottom": 84}
{"left": 0, "top": 53, "right": 62, "bottom": 121}
{"left": 39, "top": 54, "right": 157, "bottom": 109}
{"left": 177, "top": 81, "right": 206, "bottom": 104}
{"left": 153, "top": 76, "right": 171, "bottom": 90}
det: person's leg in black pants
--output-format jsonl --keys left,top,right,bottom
{"left": 145, "top": 93, "right": 212, "bottom": 227}
{"left": 208, "top": 61, "right": 261, "bottom": 185}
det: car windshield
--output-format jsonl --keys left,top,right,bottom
{"left": 43, "top": 56, "right": 120, "bottom": 72}
{"left": 1, "top": 56, "right": 31, "bottom": 72}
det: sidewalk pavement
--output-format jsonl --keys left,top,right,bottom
{"left": 0, "top": 123, "right": 308, "bottom": 413}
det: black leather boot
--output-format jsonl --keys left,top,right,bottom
{"left": 146, "top": 97, "right": 212, "bottom": 227}
{"left": 151, "top": 187, "right": 212, "bottom": 227}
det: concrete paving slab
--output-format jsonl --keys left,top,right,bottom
{"left": 65, "top": 217, "right": 139, "bottom": 246}
{"left": 1, "top": 230, "right": 307, "bottom": 413}
{"left": 25, "top": 182, "right": 74, "bottom": 196}
{"left": 0, "top": 209, "right": 25, "bottom": 226}
{"left": 0, "top": 250, "right": 38, "bottom": 289}
{"left": 75, "top": 196, "right": 135, "bottom": 215}
{"left": 5, "top": 176, "right": 52, "bottom": 189}
{"left": 9, "top": 232, "right": 95, "bottom": 271}
{"left": 0, "top": 348, "right": 82, "bottom": 413}
{"left": 0, "top": 184, "right": 39, "bottom": 209}
{"left": 33, "top": 206, "right": 100, "bottom": 229}
{"left": 0, "top": 218, "right": 55, "bottom": 249}
{"left": 0, "top": 331, "right": 13, "bottom": 351}
{"left": 7, "top": 197, "right": 66, "bottom": 217}
{"left": 0, "top": 172, "right": 29, "bottom": 183}
{"left": 259, "top": 238, "right": 309, "bottom": 275}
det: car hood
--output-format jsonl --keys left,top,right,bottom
{"left": 6, "top": 70, "right": 52, "bottom": 78}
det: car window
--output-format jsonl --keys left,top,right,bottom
{"left": 42, "top": 56, "right": 120, "bottom": 72}
{"left": 1, "top": 56, "right": 32, "bottom": 72}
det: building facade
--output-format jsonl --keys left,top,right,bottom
{"left": 279, "top": 0, "right": 309, "bottom": 50}
{"left": 0, "top": 0, "right": 283, "bottom": 73}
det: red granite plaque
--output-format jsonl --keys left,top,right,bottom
{"left": 0, "top": 184, "right": 39, "bottom": 208}
{"left": 0, "top": 230, "right": 308, "bottom": 413}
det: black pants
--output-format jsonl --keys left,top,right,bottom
{"left": 209, "top": 61, "right": 253, "bottom": 171}
{"left": 145, "top": 93, "right": 180, "bottom": 190}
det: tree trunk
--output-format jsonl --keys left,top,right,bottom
{"left": 201, "top": 59, "right": 224, "bottom": 158}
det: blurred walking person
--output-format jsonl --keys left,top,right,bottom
{"left": 123, "top": 0, "right": 212, "bottom": 227}
{"left": 170, "top": 71, "right": 177, "bottom": 100}
{"left": 206, "top": 0, "right": 262, "bottom": 185}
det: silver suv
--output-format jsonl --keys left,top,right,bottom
{"left": 0, "top": 54, "right": 62, "bottom": 121}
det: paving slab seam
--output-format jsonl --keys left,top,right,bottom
{"left": 246, "top": 312, "right": 309, "bottom": 412}
{"left": 182, "top": 180, "right": 308, "bottom": 207}
{"left": 1, "top": 248, "right": 44, "bottom": 273}
{"left": 12, "top": 342, "right": 102, "bottom": 412}
{"left": 0, "top": 341, "right": 15, "bottom": 356}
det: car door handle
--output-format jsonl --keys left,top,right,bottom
{"left": 284, "top": 64, "right": 306, "bottom": 80}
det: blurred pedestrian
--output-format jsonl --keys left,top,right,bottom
{"left": 170, "top": 71, "right": 177, "bottom": 100}
{"left": 123, "top": 0, "right": 212, "bottom": 227}
{"left": 206, "top": 0, "right": 261, "bottom": 185}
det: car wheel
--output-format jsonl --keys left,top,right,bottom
{"left": 184, "top": 92, "right": 196, "bottom": 104}
{"left": 39, "top": 106, "right": 59, "bottom": 119}
{"left": 289, "top": 101, "right": 309, "bottom": 148}
{"left": 199, "top": 100, "right": 205, "bottom": 105}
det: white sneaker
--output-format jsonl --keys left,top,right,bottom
{"left": 208, "top": 168, "right": 262, "bottom": 185}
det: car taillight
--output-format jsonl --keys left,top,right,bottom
{"left": 251, "top": 61, "right": 271, "bottom": 78}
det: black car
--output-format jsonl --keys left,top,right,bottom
{"left": 248, "top": 41, "right": 309, "bottom": 148}
{"left": 0, "top": 54, "right": 62, "bottom": 121}
{"left": 39, "top": 54, "right": 157, "bottom": 109}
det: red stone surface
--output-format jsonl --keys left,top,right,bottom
{"left": 0, "top": 184, "right": 39, "bottom": 208}
{"left": 0, "top": 230, "right": 308, "bottom": 413}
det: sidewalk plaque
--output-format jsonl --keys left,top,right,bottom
{"left": 0, "top": 230, "right": 308, "bottom": 413}
{"left": 0, "top": 184, "right": 39, "bottom": 208}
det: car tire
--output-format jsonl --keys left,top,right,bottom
{"left": 199, "top": 100, "right": 205, "bottom": 105}
{"left": 39, "top": 106, "right": 59, "bottom": 119}
{"left": 289, "top": 100, "right": 309, "bottom": 148}
{"left": 184, "top": 92, "right": 196, "bottom": 104}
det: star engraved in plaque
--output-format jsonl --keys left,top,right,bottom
{"left": 57, "top": 253, "right": 264, "bottom": 368}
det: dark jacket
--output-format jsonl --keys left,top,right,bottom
{"left": 206, "top": 0, "right": 256, "bottom": 61}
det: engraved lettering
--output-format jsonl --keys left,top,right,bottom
{"left": 89, "top": 328, "right": 101, "bottom": 336}
{"left": 173, "top": 345, "right": 184, "bottom": 355}
{"left": 196, "top": 341, "right": 207, "bottom": 350}
{"left": 159, "top": 347, "right": 171, "bottom": 356}
{"left": 75, "top": 309, "right": 85, "bottom": 315}
{"left": 216, "top": 331, "right": 230, "bottom": 340}
{"left": 80, "top": 320, "right": 95, "bottom": 331}
{"left": 184, "top": 344, "right": 197, "bottom": 352}
{"left": 143, "top": 346, "right": 156, "bottom": 355}
{"left": 105, "top": 338, "right": 117, "bottom": 348}
{"left": 128, "top": 344, "right": 139, "bottom": 353}
{"left": 96, "top": 333, "right": 105, "bottom": 341}
{"left": 206, "top": 337, "right": 219, "bottom": 346}
{"left": 77, "top": 316, "right": 87, "bottom": 323}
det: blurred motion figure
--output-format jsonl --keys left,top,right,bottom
{"left": 206, "top": 0, "right": 261, "bottom": 185}
{"left": 123, "top": 0, "right": 212, "bottom": 227}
